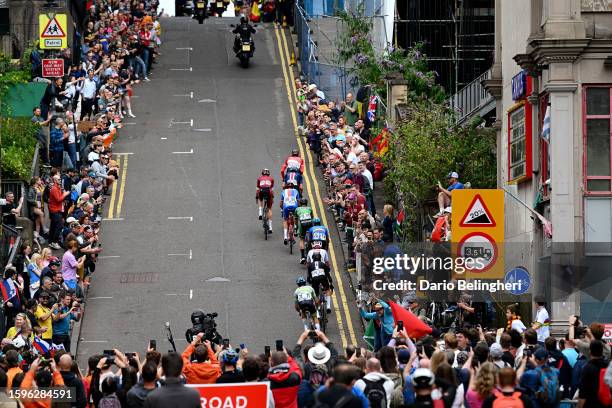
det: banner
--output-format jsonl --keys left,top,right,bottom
{"left": 188, "top": 382, "right": 269, "bottom": 408}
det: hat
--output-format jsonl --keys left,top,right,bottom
{"left": 12, "top": 337, "right": 26, "bottom": 349}
{"left": 307, "top": 342, "right": 331, "bottom": 365}
{"left": 448, "top": 171, "right": 459, "bottom": 179}
{"left": 66, "top": 217, "right": 77, "bottom": 224}
{"left": 373, "top": 302, "right": 383, "bottom": 310}
{"left": 397, "top": 349, "right": 411, "bottom": 364}
{"left": 411, "top": 368, "right": 435, "bottom": 389}
{"left": 534, "top": 348, "right": 548, "bottom": 361}
{"left": 489, "top": 343, "right": 503, "bottom": 359}
{"left": 443, "top": 206, "right": 452, "bottom": 214}
{"left": 88, "top": 152, "right": 100, "bottom": 162}
{"left": 307, "top": 84, "right": 317, "bottom": 92}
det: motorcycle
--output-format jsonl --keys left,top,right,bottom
{"left": 231, "top": 24, "right": 256, "bottom": 68}
{"left": 195, "top": 0, "right": 207, "bottom": 23}
{"left": 211, "top": 0, "right": 229, "bottom": 16}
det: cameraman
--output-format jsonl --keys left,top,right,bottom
{"left": 181, "top": 333, "right": 221, "bottom": 384}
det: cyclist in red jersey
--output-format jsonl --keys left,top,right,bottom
{"left": 256, "top": 168, "right": 274, "bottom": 232}
{"left": 280, "top": 149, "right": 305, "bottom": 178}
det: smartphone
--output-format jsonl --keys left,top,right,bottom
{"left": 264, "top": 346, "right": 271, "bottom": 358}
{"left": 240, "top": 343, "right": 246, "bottom": 350}
{"left": 103, "top": 349, "right": 114, "bottom": 357}
{"left": 125, "top": 352, "right": 136, "bottom": 359}
{"left": 355, "top": 347, "right": 361, "bottom": 358}
{"left": 149, "top": 340, "right": 156, "bottom": 351}
{"left": 222, "top": 339, "right": 230, "bottom": 349}
{"left": 397, "top": 320, "right": 403, "bottom": 332}
{"left": 235, "top": 348, "right": 240, "bottom": 353}
{"left": 275, "top": 340, "right": 283, "bottom": 352}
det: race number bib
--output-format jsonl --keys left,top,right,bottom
{"left": 287, "top": 159, "right": 300, "bottom": 169}
{"left": 311, "top": 268, "right": 325, "bottom": 278}
{"left": 297, "top": 292, "right": 312, "bottom": 302}
{"left": 260, "top": 179, "right": 272, "bottom": 188}
{"left": 285, "top": 196, "right": 297, "bottom": 206}
{"left": 299, "top": 212, "right": 312, "bottom": 222}
{"left": 312, "top": 231, "right": 326, "bottom": 241}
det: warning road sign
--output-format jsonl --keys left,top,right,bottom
{"left": 459, "top": 194, "right": 496, "bottom": 227}
{"left": 39, "top": 14, "right": 67, "bottom": 49}
{"left": 452, "top": 189, "right": 504, "bottom": 279}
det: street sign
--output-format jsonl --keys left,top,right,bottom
{"left": 603, "top": 324, "right": 612, "bottom": 343}
{"left": 452, "top": 189, "right": 504, "bottom": 279}
{"left": 42, "top": 59, "right": 64, "bottom": 77}
{"left": 188, "top": 382, "right": 269, "bottom": 408}
{"left": 39, "top": 14, "right": 67, "bottom": 49}
{"left": 504, "top": 267, "right": 531, "bottom": 295}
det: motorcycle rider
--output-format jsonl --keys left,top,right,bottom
{"left": 232, "top": 16, "right": 256, "bottom": 54}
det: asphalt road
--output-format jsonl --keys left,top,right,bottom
{"left": 76, "top": 16, "right": 363, "bottom": 362}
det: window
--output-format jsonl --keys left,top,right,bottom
{"left": 507, "top": 101, "right": 533, "bottom": 183}
{"left": 540, "top": 95, "right": 550, "bottom": 197}
{"left": 0, "top": 8, "right": 8, "bottom": 36}
{"left": 584, "top": 86, "right": 612, "bottom": 194}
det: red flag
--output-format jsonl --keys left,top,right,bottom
{"left": 388, "top": 300, "right": 432, "bottom": 339}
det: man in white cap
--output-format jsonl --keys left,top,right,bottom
{"left": 354, "top": 358, "right": 395, "bottom": 408}
{"left": 435, "top": 171, "right": 464, "bottom": 217}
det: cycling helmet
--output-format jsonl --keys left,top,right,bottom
{"left": 296, "top": 276, "right": 307, "bottom": 286}
{"left": 262, "top": 168, "right": 270, "bottom": 176}
{"left": 299, "top": 198, "right": 308, "bottom": 206}
{"left": 312, "top": 217, "right": 321, "bottom": 226}
{"left": 222, "top": 349, "right": 239, "bottom": 365}
{"left": 312, "top": 241, "right": 323, "bottom": 249}
{"left": 285, "top": 181, "right": 295, "bottom": 188}
{"left": 291, "top": 149, "right": 299, "bottom": 156}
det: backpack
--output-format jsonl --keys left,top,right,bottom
{"left": 362, "top": 378, "right": 387, "bottom": 408}
{"left": 598, "top": 367, "right": 612, "bottom": 406}
{"left": 492, "top": 389, "right": 524, "bottom": 408}
{"left": 42, "top": 184, "right": 50, "bottom": 204}
{"left": 535, "top": 366, "right": 560, "bottom": 405}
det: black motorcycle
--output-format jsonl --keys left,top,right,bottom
{"left": 194, "top": 0, "right": 207, "bottom": 23}
{"left": 231, "top": 23, "right": 256, "bottom": 68}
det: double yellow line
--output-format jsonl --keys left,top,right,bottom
{"left": 107, "top": 154, "right": 129, "bottom": 219}
{"left": 273, "top": 25, "right": 358, "bottom": 348}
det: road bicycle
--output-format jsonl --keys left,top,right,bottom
{"left": 316, "top": 291, "right": 327, "bottom": 333}
{"left": 287, "top": 210, "right": 296, "bottom": 254}
{"left": 262, "top": 196, "right": 270, "bottom": 240}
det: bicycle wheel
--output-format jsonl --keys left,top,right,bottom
{"left": 263, "top": 200, "right": 268, "bottom": 240}
{"left": 289, "top": 222, "right": 294, "bottom": 254}
{"left": 319, "top": 301, "right": 327, "bottom": 333}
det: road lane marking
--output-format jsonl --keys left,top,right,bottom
{"left": 116, "top": 154, "right": 128, "bottom": 217}
{"left": 274, "top": 26, "right": 350, "bottom": 348}
{"left": 176, "top": 47, "right": 193, "bottom": 50}
{"left": 169, "top": 119, "right": 194, "bottom": 127}
{"left": 280, "top": 26, "right": 358, "bottom": 346}
{"left": 190, "top": 289, "right": 193, "bottom": 299}
{"left": 172, "top": 149, "right": 194, "bottom": 154}
{"left": 103, "top": 218, "right": 124, "bottom": 221}
{"left": 173, "top": 92, "right": 194, "bottom": 98}
{"left": 161, "top": 137, "right": 168, "bottom": 140}
{"left": 198, "top": 99, "right": 216, "bottom": 103}
{"left": 168, "top": 249, "right": 192, "bottom": 260}
{"left": 98, "top": 255, "right": 121, "bottom": 259}
{"left": 107, "top": 155, "right": 121, "bottom": 219}
{"left": 168, "top": 216, "right": 193, "bottom": 221}
{"left": 88, "top": 296, "right": 114, "bottom": 299}
{"left": 123, "top": 122, "right": 136, "bottom": 125}
{"left": 80, "top": 340, "right": 108, "bottom": 343}
{"left": 113, "top": 152, "right": 134, "bottom": 155}
{"left": 193, "top": 128, "right": 212, "bottom": 132}
{"left": 170, "top": 67, "right": 193, "bottom": 71}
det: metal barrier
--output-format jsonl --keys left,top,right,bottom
{"left": 0, "top": 180, "right": 25, "bottom": 211}
{"left": 448, "top": 68, "right": 494, "bottom": 124}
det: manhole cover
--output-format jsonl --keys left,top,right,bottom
{"left": 120, "top": 272, "right": 159, "bottom": 283}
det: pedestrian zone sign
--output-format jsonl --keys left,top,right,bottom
{"left": 452, "top": 189, "right": 504, "bottom": 279}
{"left": 39, "top": 14, "right": 67, "bottom": 49}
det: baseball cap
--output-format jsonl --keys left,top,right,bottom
{"left": 397, "top": 349, "right": 411, "bottom": 364}
{"left": 448, "top": 171, "right": 459, "bottom": 179}
{"left": 534, "top": 348, "right": 548, "bottom": 361}
{"left": 66, "top": 217, "right": 77, "bottom": 224}
{"left": 489, "top": 343, "right": 503, "bottom": 359}
{"left": 411, "top": 368, "right": 435, "bottom": 389}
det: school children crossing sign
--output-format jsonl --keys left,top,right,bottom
{"left": 452, "top": 189, "right": 504, "bottom": 279}
{"left": 39, "top": 14, "right": 67, "bottom": 49}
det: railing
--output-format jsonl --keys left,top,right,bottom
{"left": 448, "top": 68, "right": 494, "bottom": 124}
{"left": 0, "top": 224, "right": 21, "bottom": 269}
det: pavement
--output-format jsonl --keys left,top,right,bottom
{"left": 75, "top": 16, "right": 363, "bottom": 364}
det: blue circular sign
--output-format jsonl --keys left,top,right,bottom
{"left": 504, "top": 267, "right": 531, "bottom": 295}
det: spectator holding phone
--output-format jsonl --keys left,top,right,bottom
{"left": 180, "top": 333, "right": 221, "bottom": 384}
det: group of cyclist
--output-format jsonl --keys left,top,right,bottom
{"left": 255, "top": 149, "right": 335, "bottom": 332}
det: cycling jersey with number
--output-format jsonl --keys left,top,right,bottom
{"left": 294, "top": 285, "right": 316, "bottom": 303}
{"left": 286, "top": 157, "right": 302, "bottom": 171}
{"left": 295, "top": 207, "right": 313, "bottom": 224}
{"left": 307, "top": 225, "right": 329, "bottom": 242}
{"left": 307, "top": 249, "right": 329, "bottom": 264}
{"left": 281, "top": 188, "right": 300, "bottom": 209}
{"left": 257, "top": 175, "right": 274, "bottom": 190}
{"left": 284, "top": 170, "right": 303, "bottom": 187}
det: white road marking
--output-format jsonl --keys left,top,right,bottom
{"left": 103, "top": 218, "right": 124, "bottom": 221}
{"left": 193, "top": 128, "right": 211, "bottom": 132}
{"left": 168, "top": 216, "right": 193, "bottom": 221}
{"left": 170, "top": 67, "right": 193, "bottom": 71}
{"left": 168, "top": 119, "right": 193, "bottom": 127}
{"left": 206, "top": 277, "right": 230, "bottom": 282}
{"left": 189, "top": 289, "right": 193, "bottom": 299}
{"left": 113, "top": 152, "right": 135, "bottom": 155}
{"left": 123, "top": 122, "right": 137, "bottom": 125}
{"left": 176, "top": 47, "right": 193, "bottom": 50}
{"left": 88, "top": 296, "right": 114, "bottom": 299}
{"left": 98, "top": 255, "right": 121, "bottom": 259}
{"left": 172, "top": 149, "right": 194, "bottom": 154}
{"left": 168, "top": 252, "right": 191, "bottom": 257}
{"left": 173, "top": 92, "right": 194, "bottom": 98}
{"left": 80, "top": 340, "right": 108, "bottom": 343}
{"left": 131, "top": 95, "right": 139, "bottom": 98}
{"left": 198, "top": 98, "right": 216, "bottom": 103}
{"left": 165, "top": 293, "right": 190, "bottom": 296}
{"left": 161, "top": 137, "right": 168, "bottom": 140}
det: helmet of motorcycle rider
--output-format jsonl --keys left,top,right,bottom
{"left": 312, "top": 217, "right": 321, "bottom": 226}
{"left": 240, "top": 16, "right": 248, "bottom": 24}
{"left": 262, "top": 168, "right": 270, "bottom": 176}
{"left": 296, "top": 276, "right": 307, "bottom": 286}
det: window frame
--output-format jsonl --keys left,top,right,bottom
{"left": 583, "top": 85, "right": 612, "bottom": 196}
{"left": 539, "top": 94, "right": 550, "bottom": 198}
{"left": 507, "top": 100, "right": 533, "bottom": 183}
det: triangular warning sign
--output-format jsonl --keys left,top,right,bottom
{"left": 459, "top": 194, "right": 496, "bottom": 227}
{"left": 41, "top": 17, "right": 65, "bottom": 38}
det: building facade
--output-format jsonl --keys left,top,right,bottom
{"left": 485, "top": 0, "right": 612, "bottom": 330}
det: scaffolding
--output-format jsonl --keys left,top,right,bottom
{"left": 395, "top": 0, "right": 494, "bottom": 95}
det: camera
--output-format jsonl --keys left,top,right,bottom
{"left": 185, "top": 310, "right": 222, "bottom": 344}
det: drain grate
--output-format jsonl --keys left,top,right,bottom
{"left": 120, "top": 272, "right": 159, "bottom": 283}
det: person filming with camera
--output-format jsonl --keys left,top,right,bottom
{"left": 181, "top": 332, "right": 221, "bottom": 384}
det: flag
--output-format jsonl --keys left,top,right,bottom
{"left": 367, "top": 95, "right": 378, "bottom": 122}
{"left": 393, "top": 209, "right": 405, "bottom": 236}
{"left": 363, "top": 320, "right": 376, "bottom": 350}
{"left": 370, "top": 128, "right": 389, "bottom": 158}
{"left": 249, "top": 0, "right": 261, "bottom": 22}
{"left": 33, "top": 336, "right": 51, "bottom": 355}
{"left": 541, "top": 105, "right": 550, "bottom": 142}
{"left": 388, "top": 300, "right": 432, "bottom": 339}
{"left": 1, "top": 278, "right": 20, "bottom": 309}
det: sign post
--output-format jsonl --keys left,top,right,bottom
{"left": 42, "top": 59, "right": 64, "bottom": 77}
{"left": 39, "top": 13, "right": 67, "bottom": 49}
{"left": 452, "top": 189, "right": 504, "bottom": 279}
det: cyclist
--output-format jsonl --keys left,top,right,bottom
{"left": 306, "top": 241, "right": 330, "bottom": 267}
{"left": 294, "top": 276, "right": 320, "bottom": 331}
{"left": 306, "top": 217, "right": 330, "bottom": 251}
{"left": 280, "top": 181, "right": 300, "bottom": 245}
{"left": 294, "top": 198, "right": 313, "bottom": 264}
{"left": 284, "top": 167, "right": 303, "bottom": 193}
{"left": 256, "top": 168, "right": 274, "bottom": 232}
{"left": 281, "top": 149, "right": 304, "bottom": 179}
{"left": 307, "top": 252, "right": 334, "bottom": 314}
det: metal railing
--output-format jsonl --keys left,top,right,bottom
{"left": 448, "top": 68, "right": 494, "bottom": 124}
{"left": 0, "top": 224, "right": 21, "bottom": 269}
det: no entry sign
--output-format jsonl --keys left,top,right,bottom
{"left": 42, "top": 59, "right": 64, "bottom": 77}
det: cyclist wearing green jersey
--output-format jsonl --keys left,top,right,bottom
{"left": 294, "top": 198, "right": 314, "bottom": 264}
{"left": 294, "top": 276, "right": 320, "bottom": 331}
